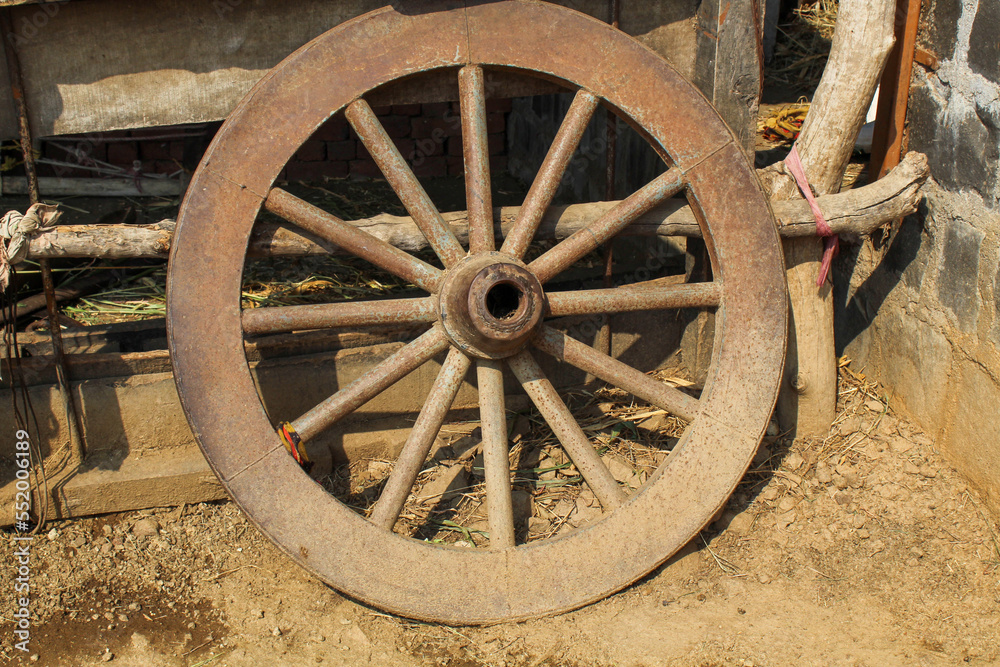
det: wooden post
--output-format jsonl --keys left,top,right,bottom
{"left": 869, "top": 0, "right": 923, "bottom": 181}
{"left": 761, "top": 0, "right": 897, "bottom": 438}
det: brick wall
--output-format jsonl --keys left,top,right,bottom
{"left": 34, "top": 100, "right": 511, "bottom": 185}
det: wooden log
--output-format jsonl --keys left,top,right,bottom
{"left": 25, "top": 153, "right": 928, "bottom": 260}
{"left": 760, "top": 0, "right": 897, "bottom": 440}
{"left": 1, "top": 176, "right": 186, "bottom": 198}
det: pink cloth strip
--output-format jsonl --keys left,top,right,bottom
{"left": 784, "top": 145, "right": 839, "bottom": 286}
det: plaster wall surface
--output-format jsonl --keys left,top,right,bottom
{"left": 837, "top": 0, "right": 1000, "bottom": 513}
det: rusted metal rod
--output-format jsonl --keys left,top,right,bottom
{"left": 1, "top": 8, "right": 86, "bottom": 466}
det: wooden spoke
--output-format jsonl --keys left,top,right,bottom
{"left": 507, "top": 350, "right": 627, "bottom": 510}
{"left": 345, "top": 99, "right": 466, "bottom": 267}
{"left": 532, "top": 326, "right": 700, "bottom": 422}
{"left": 528, "top": 167, "right": 685, "bottom": 284}
{"left": 545, "top": 281, "right": 721, "bottom": 318}
{"left": 290, "top": 327, "right": 449, "bottom": 442}
{"left": 459, "top": 65, "right": 496, "bottom": 254}
{"left": 368, "top": 348, "right": 472, "bottom": 530}
{"left": 265, "top": 187, "right": 443, "bottom": 293}
{"left": 500, "top": 90, "right": 600, "bottom": 259}
{"left": 477, "top": 359, "right": 516, "bottom": 549}
{"left": 241, "top": 297, "right": 438, "bottom": 336}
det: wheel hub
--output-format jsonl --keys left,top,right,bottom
{"left": 439, "top": 252, "right": 544, "bottom": 359}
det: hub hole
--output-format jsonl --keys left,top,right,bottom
{"left": 486, "top": 283, "right": 523, "bottom": 321}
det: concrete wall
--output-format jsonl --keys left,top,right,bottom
{"left": 835, "top": 0, "right": 1000, "bottom": 514}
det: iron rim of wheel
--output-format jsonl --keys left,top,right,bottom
{"left": 167, "top": 1, "right": 787, "bottom": 624}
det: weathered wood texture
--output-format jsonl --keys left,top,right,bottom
{"left": 760, "top": 0, "right": 897, "bottom": 439}
{"left": 0, "top": 0, "right": 699, "bottom": 140}
{"left": 694, "top": 0, "right": 763, "bottom": 154}
{"left": 24, "top": 152, "right": 928, "bottom": 260}
{"left": 1, "top": 175, "right": 185, "bottom": 197}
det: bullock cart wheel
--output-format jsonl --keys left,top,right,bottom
{"left": 167, "top": 1, "right": 786, "bottom": 624}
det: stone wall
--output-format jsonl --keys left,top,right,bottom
{"left": 835, "top": 0, "right": 1000, "bottom": 513}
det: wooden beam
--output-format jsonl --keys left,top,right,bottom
{"left": 24, "top": 152, "right": 928, "bottom": 260}
{"left": 869, "top": 0, "right": 923, "bottom": 181}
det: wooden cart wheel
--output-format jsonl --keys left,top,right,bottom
{"left": 167, "top": 1, "right": 786, "bottom": 623}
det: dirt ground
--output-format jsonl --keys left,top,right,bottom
{"left": 3, "top": 366, "right": 1000, "bottom": 667}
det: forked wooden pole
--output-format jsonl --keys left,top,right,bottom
{"left": 760, "top": 0, "right": 897, "bottom": 438}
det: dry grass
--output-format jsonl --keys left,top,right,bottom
{"left": 767, "top": 0, "right": 839, "bottom": 93}
{"left": 320, "top": 381, "right": 696, "bottom": 548}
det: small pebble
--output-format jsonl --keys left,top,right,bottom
{"left": 857, "top": 528, "right": 870, "bottom": 539}
{"left": 832, "top": 474, "right": 848, "bottom": 490}
{"left": 46, "top": 528, "right": 59, "bottom": 541}
{"left": 834, "top": 492, "right": 853, "bottom": 506}
{"left": 132, "top": 518, "right": 159, "bottom": 537}
{"left": 757, "top": 573, "right": 771, "bottom": 584}
{"left": 815, "top": 466, "right": 832, "bottom": 484}
{"left": 784, "top": 452, "right": 805, "bottom": 472}
{"left": 777, "top": 497, "right": 797, "bottom": 512}
{"left": 101, "top": 650, "right": 114, "bottom": 662}
{"left": 919, "top": 465, "right": 938, "bottom": 478}
{"left": 271, "top": 627, "right": 282, "bottom": 637}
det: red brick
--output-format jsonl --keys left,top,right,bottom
{"left": 447, "top": 155, "right": 464, "bottom": 177}
{"left": 411, "top": 117, "right": 462, "bottom": 139}
{"left": 286, "top": 160, "right": 349, "bottom": 182}
{"left": 322, "top": 161, "right": 350, "bottom": 179}
{"left": 85, "top": 142, "right": 108, "bottom": 162}
{"left": 151, "top": 160, "right": 179, "bottom": 174}
{"left": 169, "top": 141, "right": 185, "bottom": 161}
{"left": 349, "top": 159, "right": 383, "bottom": 179}
{"left": 371, "top": 105, "right": 393, "bottom": 116}
{"left": 486, "top": 98, "right": 513, "bottom": 113}
{"left": 447, "top": 136, "right": 464, "bottom": 156}
{"left": 295, "top": 140, "right": 326, "bottom": 162}
{"left": 379, "top": 115, "right": 411, "bottom": 139}
{"left": 139, "top": 141, "right": 173, "bottom": 161}
{"left": 486, "top": 112, "right": 506, "bottom": 134}
{"left": 315, "top": 116, "right": 349, "bottom": 141}
{"left": 490, "top": 156, "right": 508, "bottom": 173}
{"left": 326, "top": 140, "right": 356, "bottom": 161}
{"left": 411, "top": 156, "right": 447, "bottom": 178}
{"left": 107, "top": 142, "right": 139, "bottom": 165}
{"left": 409, "top": 136, "right": 445, "bottom": 161}
{"left": 421, "top": 102, "right": 450, "bottom": 115}
{"left": 392, "top": 104, "right": 422, "bottom": 116}
{"left": 488, "top": 134, "right": 505, "bottom": 156}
